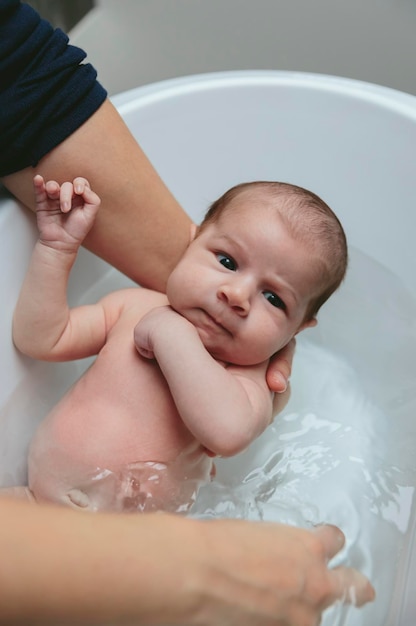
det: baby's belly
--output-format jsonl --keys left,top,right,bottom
{"left": 32, "top": 358, "right": 195, "bottom": 461}
{"left": 27, "top": 393, "right": 212, "bottom": 513}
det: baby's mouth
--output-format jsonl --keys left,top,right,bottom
{"left": 202, "top": 310, "right": 231, "bottom": 335}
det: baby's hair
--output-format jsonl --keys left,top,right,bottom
{"left": 200, "top": 181, "right": 348, "bottom": 321}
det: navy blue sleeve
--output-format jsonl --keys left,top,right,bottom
{"left": 0, "top": 0, "right": 107, "bottom": 176}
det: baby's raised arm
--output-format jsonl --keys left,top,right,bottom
{"left": 12, "top": 176, "right": 103, "bottom": 360}
{"left": 135, "top": 306, "right": 274, "bottom": 457}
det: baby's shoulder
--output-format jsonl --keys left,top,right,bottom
{"left": 125, "top": 287, "right": 168, "bottom": 307}
{"left": 99, "top": 287, "right": 169, "bottom": 320}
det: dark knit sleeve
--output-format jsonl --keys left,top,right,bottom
{"left": 0, "top": 0, "right": 107, "bottom": 176}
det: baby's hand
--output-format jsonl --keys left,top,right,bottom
{"left": 134, "top": 306, "right": 191, "bottom": 360}
{"left": 33, "top": 175, "right": 101, "bottom": 252}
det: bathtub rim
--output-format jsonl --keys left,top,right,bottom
{"left": 111, "top": 69, "right": 416, "bottom": 123}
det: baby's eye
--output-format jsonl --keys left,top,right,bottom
{"left": 217, "top": 253, "right": 237, "bottom": 271}
{"left": 263, "top": 291, "right": 286, "bottom": 310}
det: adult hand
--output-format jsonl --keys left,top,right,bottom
{"left": 177, "top": 518, "right": 375, "bottom": 626}
{"left": 266, "top": 338, "right": 296, "bottom": 417}
{"left": 267, "top": 338, "right": 296, "bottom": 394}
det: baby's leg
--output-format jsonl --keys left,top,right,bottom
{"left": 29, "top": 466, "right": 120, "bottom": 512}
{"left": 27, "top": 428, "right": 117, "bottom": 511}
{"left": 0, "top": 486, "right": 36, "bottom": 502}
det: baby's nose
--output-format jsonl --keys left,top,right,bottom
{"left": 217, "top": 281, "right": 251, "bottom": 314}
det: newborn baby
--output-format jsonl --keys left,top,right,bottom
{"left": 9, "top": 175, "right": 347, "bottom": 513}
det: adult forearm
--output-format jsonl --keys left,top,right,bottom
{"left": 0, "top": 499, "right": 196, "bottom": 625}
{"left": 1, "top": 99, "right": 192, "bottom": 291}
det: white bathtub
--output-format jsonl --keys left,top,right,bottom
{"left": 1, "top": 71, "right": 415, "bottom": 625}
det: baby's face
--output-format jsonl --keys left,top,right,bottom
{"left": 167, "top": 196, "right": 321, "bottom": 365}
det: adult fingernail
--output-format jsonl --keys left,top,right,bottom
{"left": 275, "top": 372, "right": 288, "bottom": 393}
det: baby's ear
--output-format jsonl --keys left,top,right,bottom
{"left": 297, "top": 317, "right": 318, "bottom": 334}
{"left": 189, "top": 222, "right": 198, "bottom": 242}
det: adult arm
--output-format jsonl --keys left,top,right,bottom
{"left": 1, "top": 98, "right": 192, "bottom": 292}
{"left": 0, "top": 498, "right": 374, "bottom": 626}
{"left": 0, "top": 0, "right": 191, "bottom": 291}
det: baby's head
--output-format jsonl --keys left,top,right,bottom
{"left": 200, "top": 181, "right": 347, "bottom": 324}
{"left": 167, "top": 181, "right": 347, "bottom": 365}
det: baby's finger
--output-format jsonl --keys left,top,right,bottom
{"left": 82, "top": 185, "right": 101, "bottom": 210}
{"left": 33, "top": 174, "right": 45, "bottom": 190}
{"left": 33, "top": 174, "right": 46, "bottom": 201}
{"left": 73, "top": 177, "right": 91, "bottom": 195}
{"left": 59, "top": 181, "right": 75, "bottom": 213}
{"left": 44, "top": 179, "right": 61, "bottom": 201}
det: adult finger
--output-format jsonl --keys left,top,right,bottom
{"left": 329, "top": 566, "right": 376, "bottom": 607}
{"left": 312, "top": 524, "right": 345, "bottom": 560}
{"left": 311, "top": 525, "right": 375, "bottom": 608}
{"left": 267, "top": 338, "right": 296, "bottom": 393}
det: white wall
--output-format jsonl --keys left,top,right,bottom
{"left": 70, "top": 0, "right": 416, "bottom": 96}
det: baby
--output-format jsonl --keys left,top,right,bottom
{"left": 11, "top": 175, "right": 347, "bottom": 513}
